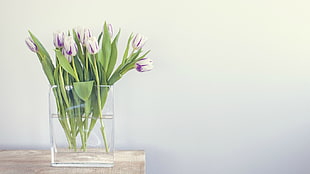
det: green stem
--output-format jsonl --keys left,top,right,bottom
{"left": 82, "top": 114, "right": 89, "bottom": 151}
{"left": 93, "top": 55, "right": 109, "bottom": 152}
{"left": 52, "top": 86, "right": 74, "bottom": 149}
{"left": 58, "top": 118, "right": 73, "bottom": 149}
{"left": 83, "top": 100, "right": 91, "bottom": 147}
{"left": 71, "top": 56, "right": 80, "bottom": 82}
{"left": 100, "top": 117, "right": 109, "bottom": 152}
{"left": 72, "top": 90, "right": 86, "bottom": 151}
{"left": 124, "top": 49, "right": 135, "bottom": 64}
{"left": 84, "top": 47, "right": 89, "bottom": 81}
{"left": 67, "top": 106, "right": 77, "bottom": 150}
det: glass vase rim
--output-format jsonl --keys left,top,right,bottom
{"left": 49, "top": 84, "right": 114, "bottom": 88}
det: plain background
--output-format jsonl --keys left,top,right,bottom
{"left": 1, "top": 0, "right": 310, "bottom": 173}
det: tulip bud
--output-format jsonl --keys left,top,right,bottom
{"left": 53, "top": 31, "right": 65, "bottom": 48}
{"left": 85, "top": 37, "right": 99, "bottom": 55}
{"left": 64, "top": 36, "right": 78, "bottom": 56}
{"left": 75, "top": 26, "right": 92, "bottom": 45}
{"left": 135, "top": 57, "right": 153, "bottom": 72}
{"left": 132, "top": 33, "right": 147, "bottom": 50}
{"left": 62, "top": 49, "right": 72, "bottom": 63}
{"left": 108, "top": 24, "right": 113, "bottom": 38}
{"left": 25, "top": 37, "right": 38, "bottom": 53}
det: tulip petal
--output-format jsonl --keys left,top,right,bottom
{"left": 64, "top": 36, "right": 78, "bottom": 56}
{"left": 85, "top": 37, "right": 99, "bottom": 54}
{"left": 25, "top": 37, "right": 38, "bottom": 52}
{"left": 132, "top": 33, "right": 147, "bottom": 49}
{"left": 135, "top": 57, "right": 153, "bottom": 72}
{"left": 53, "top": 31, "right": 65, "bottom": 48}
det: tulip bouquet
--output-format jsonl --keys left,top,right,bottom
{"left": 25, "top": 23, "right": 153, "bottom": 152}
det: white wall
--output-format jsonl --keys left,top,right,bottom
{"left": 1, "top": 0, "right": 310, "bottom": 173}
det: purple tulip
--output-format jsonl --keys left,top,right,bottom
{"left": 53, "top": 31, "right": 65, "bottom": 48}
{"left": 62, "top": 49, "right": 72, "bottom": 63}
{"left": 25, "top": 37, "right": 38, "bottom": 53}
{"left": 85, "top": 37, "right": 99, "bottom": 55}
{"left": 76, "top": 26, "right": 92, "bottom": 45}
{"left": 135, "top": 57, "right": 153, "bottom": 72}
{"left": 132, "top": 33, "right": 147, "bottom": 50}
{"left": 64, "top": 36, "right": 78, "bottom": 56}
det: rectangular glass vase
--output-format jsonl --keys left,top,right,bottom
{"left": 49, "top": 85, "right": 114, "bottom": 167}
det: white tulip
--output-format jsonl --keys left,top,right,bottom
{"left": 132, "top": 33, "right": 147, "bottom": 50}
{"left": 76, "top": 26, "right": 92, "bottom": 45}
{"left": 135, "top": 57, "right": 153, "bottom": 72}
{"left": 85, "top": 37, "right": 99, "bottom": 55}
{"left": 53, "top": 31, "right": 65, "bottom": 48}
{"left": 64, "top": 36, "right": 78, "bottom": 56}
{"left": 25, "top": 37, "right": 38, "bottom": 53}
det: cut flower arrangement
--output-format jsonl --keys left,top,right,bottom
{"left": 25, "top": 22, "right": 153, "bottom": 152}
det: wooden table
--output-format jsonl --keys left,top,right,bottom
{"left": 0, "top": 150, "right": 145, "bottom": 174}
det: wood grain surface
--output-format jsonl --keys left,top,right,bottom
{"left": 0, "top": 150, "right": 145, "bottom": 174}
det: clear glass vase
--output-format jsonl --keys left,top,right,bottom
{"left": 49, "top": 85, "right": 114, "bottom": 167}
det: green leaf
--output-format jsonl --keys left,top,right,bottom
{"left": 87, "top": 53, "right": 95, "bottom": 72}
{"left": 97, "top": 49, "right": 104, "bottom": 66}
{"left": 122, "top": 33, "right": 134, "bottom": 64}
{"left": 28, "top": 31, "right": 53, "bottom": 65}
{"left": 108, "top": 71, "right": 122, "bottom": 85}
{"left": 101, "top": 22, "right": 112, "bottom": 71}
{"left": 53, "top": 64, "right": 60, "bottom": 85}
{"left": 55, "top": 49, "right": 78, "bottom": 80}
{"left": 58, "top": 67, "right": 70, "bottom": 107}
{"left": 88, "top": 91, "right": 100, "bottom": 137}
{"left": 106, "top": 30, "right": 120, "bottom": 79}
{"left": 100, "top": 86, "right": 109, "bottom": 108}
{"left": 29, "top": 31, "right": 55, "bottom": 85}
{"left": 73, "top": 81, "right": 94, "bottom": 101}
{"left": 73, "top": 56, "right": 84, "bottom": 81}
{"left": 128, "top": 48, "right": 142, "bottom": 61}
{"left": 97, "top": 61, "right": 107, "bottom": 85}
{"left": 91, "top": 91, "right": 101, "bottom": 117}
{"left": 40, "top": 56, "right": 55, "bottom": 85}
{"left": 136, "top": 50, "right": 151, "bottom": 61}
{"left": 84, "top": 99, "right": 91, "bottom": 116}
{"left": 98, "top": 32, "right": 103, "bottom": 43}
